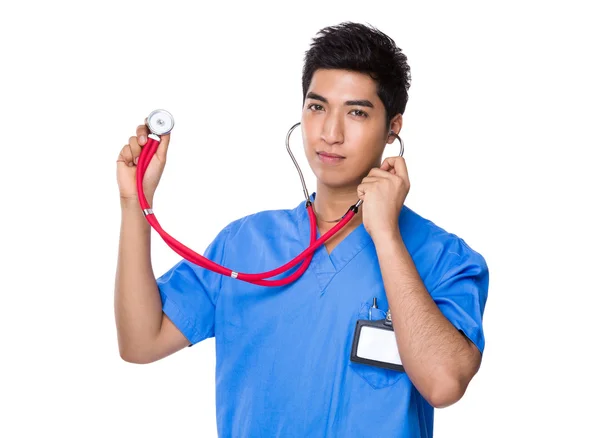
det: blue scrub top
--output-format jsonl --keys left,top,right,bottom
{"left": 157, "top": 193, "right": 489, "bottom": 438}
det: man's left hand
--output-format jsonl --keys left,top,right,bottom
{"left": 357, "top": 156, "right": 410, "bottom": 240}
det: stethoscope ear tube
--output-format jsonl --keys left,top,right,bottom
{"left": 136, "top": 111, "right": 359, "bottom": 286}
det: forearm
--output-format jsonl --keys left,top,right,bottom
{"left": 372, "top": 230, "right": 479, "bottom": 407}
{"left": 114, "top": 197, "right": 163, "bottom": 359}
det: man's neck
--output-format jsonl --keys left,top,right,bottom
{"left": 313, "top": 182, "right": 364, "bottom": 230}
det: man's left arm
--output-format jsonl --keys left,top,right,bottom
{"left": 373, "top": 230, "right": 486, "bottom": 409}
{"left": 358, "top": 156, "right": 488, "bottom": 408}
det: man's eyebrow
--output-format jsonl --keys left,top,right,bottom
{"left": 306, "top": 92, "right": 374, "bottom": 108}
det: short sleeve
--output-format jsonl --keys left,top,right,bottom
{"left": 156, "top": 224, "right": 231, "bottom": 346}
{"left": 430, "top": 250, "right": 489, "bottom": 354}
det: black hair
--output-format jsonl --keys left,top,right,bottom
{"left": 302, "top": 22, "right": 412, "bottom": 129}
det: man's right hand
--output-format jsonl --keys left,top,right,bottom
{"left": 116, "top": 119, "right": 171, "bottom": 202}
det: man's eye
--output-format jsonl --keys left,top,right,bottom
{"left": 350, "top": 109, "right": 368, "bottom": 118}
{"left": 308, "top": 103, "right": 324, "bottom": 111}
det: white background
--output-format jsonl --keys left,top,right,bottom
{"left": 1, "top": 0, "right": 598, "bottom": 436}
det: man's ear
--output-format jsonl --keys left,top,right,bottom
{"left": 387, "top": 114, "right": 403, "bottom": 143}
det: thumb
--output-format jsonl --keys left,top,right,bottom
{"left": 155, "top": 132, "right": 171, "bottom": 162}
{"left": 144, "top": 116, "right": 171, "bottom": 162}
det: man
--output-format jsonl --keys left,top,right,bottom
{"left": 115, "top": 21, "right": 489, "bottom": 437}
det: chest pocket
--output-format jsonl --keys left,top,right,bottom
{"left": 348, "top": 300, "right": 405, "bottom": 389}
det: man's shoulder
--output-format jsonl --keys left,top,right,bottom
{"left": 400, "top": 205, "right": 486, "bottom": 265}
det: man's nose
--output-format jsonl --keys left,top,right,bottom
{"left": 321, "top": 113, "right": 344, "bottom": 145}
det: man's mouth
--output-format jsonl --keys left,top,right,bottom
{"left": 318, "top": 152, "right": 345, "bottom": 158}
{"left": 317, "top": 152, "right": 345, "bottom": 164}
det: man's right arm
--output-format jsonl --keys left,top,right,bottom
{"left": 114, "top": 197, "right": 190, "bottom": 364}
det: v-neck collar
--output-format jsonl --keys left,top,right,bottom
{"left": 294, "top": 192, "right": 373, "bottom": 294}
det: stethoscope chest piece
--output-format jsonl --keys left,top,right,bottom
{"left": 146, "top": 109, "right": 175, "bottom": 135}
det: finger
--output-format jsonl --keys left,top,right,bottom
{"left": 136, "top": 124, "right": 149, "bottom": 146}
{"left": 367, "top": 168, "right": 395, "bottom": 179}
{"left": 361, "top": 176, "right": 377, "bottom": 183}
{"left": 117, "top": 144, "right": 134, "bottom": 167}
{"left": 128, "top": 136, "right": 142, "bottom": 165}
{"left": 357, "top": 183, "right": 366, "bottom": 199}
{"left": 380, "top": 156, "right": 398, "bottom": 171}
{"left": 381, "top": 156, "right": 408, "bottom": 179}
{"left": 361, "top": 175, "right": 383, "bottom": 184}
{"left": 116, "top": 156, "right": 134, "bottom": 168}
{"left": 380, "top": 156, "right": 400, "bottom": 171}
{"left": 367, "top": 167, "right": 386, "bottom": 178}
{"left": 357, "top": 181, "right": 376, "bottom": 199}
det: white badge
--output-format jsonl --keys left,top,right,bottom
{"left": 350, "top": 309, "right": 405, "bottom": 372}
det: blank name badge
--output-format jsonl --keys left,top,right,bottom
{"left": 350, "top": 318, "right": 405, "bottom": 373}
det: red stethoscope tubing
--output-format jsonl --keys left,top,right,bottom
{"left": 136, "top": 136, "right": 357, "bottom": 286}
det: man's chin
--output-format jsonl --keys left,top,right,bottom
{"left": 316, "top": 174, "right": 361, "bottom": 190}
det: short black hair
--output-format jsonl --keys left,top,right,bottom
{"left": 302, "top": 22, "right": 412, "bottom": 128}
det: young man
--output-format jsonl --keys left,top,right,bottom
{"left": 115, "top": 22, "right": 489, "bottom": 437}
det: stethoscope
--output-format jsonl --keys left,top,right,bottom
{"left": 137, "top": 109, "right": 404, "bottom": 287}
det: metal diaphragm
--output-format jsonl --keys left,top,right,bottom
{"left": 146, "top": 109, "right": 175, "bottom": 135}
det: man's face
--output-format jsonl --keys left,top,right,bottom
{"left": 301, "top": 68, "right": 398, "bottom": 189}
